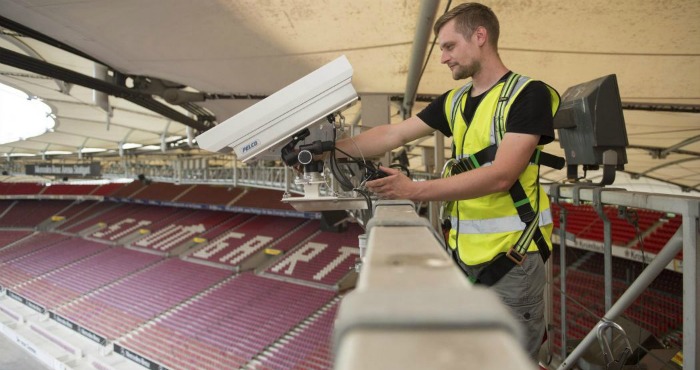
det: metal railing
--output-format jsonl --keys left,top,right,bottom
{"left": 545, "top": 184, "right": 697, "bottom": 369}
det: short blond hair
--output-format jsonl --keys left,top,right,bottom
{"left": 433, "top": 3, "right": 500, "bottom": 49}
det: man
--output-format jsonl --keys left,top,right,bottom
{"left": 335, "top": 2, "right": 560, "bottom": 360}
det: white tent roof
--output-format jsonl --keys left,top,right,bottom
{"left": 1, "top": 0, "right": 698, "bottom": 191}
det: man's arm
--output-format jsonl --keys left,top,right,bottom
{"left": 334, "top": 116, "right": 435, "bottom": 158}
{"left": 366, "top": 132, "right": 540, "bottom": 201}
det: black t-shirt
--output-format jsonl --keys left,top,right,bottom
{"left": 417, "top": 73, "right": 555, "bottom": 146}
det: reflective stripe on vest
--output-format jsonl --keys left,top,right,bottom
{"left": 451, "top": 208, "right": 553, "bottom": 235}
{"left": 492, "top": 75, "right": 530, "bottom": 146}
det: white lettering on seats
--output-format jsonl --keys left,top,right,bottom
{"left": 218, "top": 235, "right": 273, "bottom": 265}
{"left": 193, "top": 232, "right": 244, "bottom": 259}
{"left": 92, "top": 218, "right": 151, "bottom": 240}
{"left": 270, "top": 242, "right": 326, "bottom": 275}
{"left": 313, "top": 246, "right": 359, "bottom": 280}
{"left": 134, "top": 224, "right": 206, "bottom": 250}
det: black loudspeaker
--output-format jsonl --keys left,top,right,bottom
{"left": 137, "top": 174, "right": 146, "bottom": 182}
{"left": 1, "top": 171, "right": 8, "bottom": 176}
{"left": 320, "top": 210, "right": 347, "bottom": 233}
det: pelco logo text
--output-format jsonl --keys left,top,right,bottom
{"left": 241, "top": 140, "right": 260, "bottom": 154}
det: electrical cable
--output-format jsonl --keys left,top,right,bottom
{"left": 328, "top": 123, "right": 356, "bottom": 191}
{"left": 329, "top": 150, "right": 354, "bottom": 190}
{"left": 347, "top": 136, "right": 366, "bottom": 167}
{"left": 326, "top": 123, "right": 376, "bottom": 216}
{"left": 333, "top": 146, "right": 357, "bottom": 160}
{"left": 334, "top": 146, "right": 388, "bottom": 182}
{"left": 353, "top": 188, "right": 373, "bottom": 215}
{"left": 389, "top": 163, "right": 410, "bottom": 177}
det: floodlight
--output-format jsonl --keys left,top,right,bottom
{"left": 196, "top": 55, "right": 358, "bottom": 162}
{"left": 554, "top": 74, "right": 629, "bottom": 185}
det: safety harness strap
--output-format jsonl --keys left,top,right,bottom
{"left": 494, "top": 73, "right": 521, "bottom": 146}
{"left": 449, "top": 82, "right": 472, "bottom": 133}
{"left": 448, "top": 82, "right": 472, "bottom": 158}
{"left": 450, "top": 149, "right": 555, "bottom": 285}
{"left": 445, "top": 73, "right": 564, "bottom": 286}
{"left": 472, "top": 228, "right": 550, "bottom": 286}
{"left": 453, "top": 145, "right": 565, "bottom": 174}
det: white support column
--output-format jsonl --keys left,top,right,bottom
{"left": 284, "top": 166, "right": 290, "bottom": 193}
{"left": 175, "top": 159, "right": 182, "bottom": 183}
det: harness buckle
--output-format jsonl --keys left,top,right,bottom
{"left": 505, "top": 246, "right": 527, "bottom": 265}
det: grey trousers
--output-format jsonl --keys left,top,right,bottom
{"left": 461, "top": 252, "right": 546, "bottom": 361}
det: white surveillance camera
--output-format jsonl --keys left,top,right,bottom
{"left": 196, "top": 55, "right": 358, "bottom": 162}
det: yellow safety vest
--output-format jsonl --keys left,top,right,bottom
{"left": 443, "top": 74, "right": 560, "bottom": 266}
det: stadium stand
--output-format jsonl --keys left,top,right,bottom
{"left": 551, "top": 203, "right": 666, "bottom": 248}
{"left": 0, "top": 233, "right": 69, "bottom": 267}
{"left": 250, "top": 298, "right": 340, "bottom": 370}
{"left": 0, "top": 184, "right": 689, "bottom": 370}
{"left": 130, "top": 209, "right": 236, "bottom": 253}
{"left": 130, "top": 182, "right": 191, "bottom": 202}
{"left": 108, "top": 181, "right": 148, "bottom": 198}
{"left": 550, "top": 247, "right": 683, "bottom": 358}
{"left": 0, "top": 200, "right": 14, "bottom": 216}
{"left": 0, "top": 182, "right": 43, "bottom": 195}
{"left": 118, "top": 272, "right": 336, "bottom": 369}
{"left": 0, "top": 199, "right": 75, "bottom": 228}
{"left": 268, "top": 219, "right": 323, "bottom": 252}
{"left": 635, "top": 214, "right": 683, "bottom": 255}
{"left": 263, "top": 223, "right": 362, "bottom": 287}
{"left": 91, "top": 182, "right": 126, "bottom": 196}
{"left": 56, "top": 201, "right": 122, "bottom": 233}
{"left": 198, "top": 213, "right": 255, "bottom": 240}
{"left": 53, "top": 258, "right": 232, "bottom": 340}
{"left": 0, "top": 237, "right": 108, "bottom": 289}
{"left": 176, "top": 184, "right": 244, "bottom": 205}
{"left": 233, "top": 189, "right": 296, "bottom": 211}
{"left": 40, "top": 184, "right": 100, "bottom": 196}
{"left": 43, "top": 200, "right": 98, "bottom": 226}
{"left": 187, "top": 215, "right": 308, "bottom": 268}
{"left": 89, "top": 204, "right": 190, "bottom": 242}
{"left": 0, "top": 230, "right": 32, "bottom": 250}
{"left": 12, "top": 247, "right": 163, "bottom": 309}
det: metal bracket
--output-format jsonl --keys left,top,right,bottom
{"left": 571, "top": 184, "right": 599, "bottom": 206}
{"left": 549, "top": 183, "right": 563, "bottom": 206}
{"left": 592, "top": 187, "right": 626, "bottom": 221}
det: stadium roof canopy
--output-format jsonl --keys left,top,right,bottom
{"left": 0, "top": 0, "right": 698, "bottom": 192}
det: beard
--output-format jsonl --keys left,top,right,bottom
{"left": 451, "top": 61, "right": 480, "bottom": 80}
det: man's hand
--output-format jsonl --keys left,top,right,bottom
{"left": 363, "top": 132, "right": 540, "bottom": 203}
{"left": 365, "top": 166, "right": 418, "bottom": 200}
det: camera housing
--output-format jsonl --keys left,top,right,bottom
{"left": 195, "top": 55, "right": 358, "bottom": 163}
